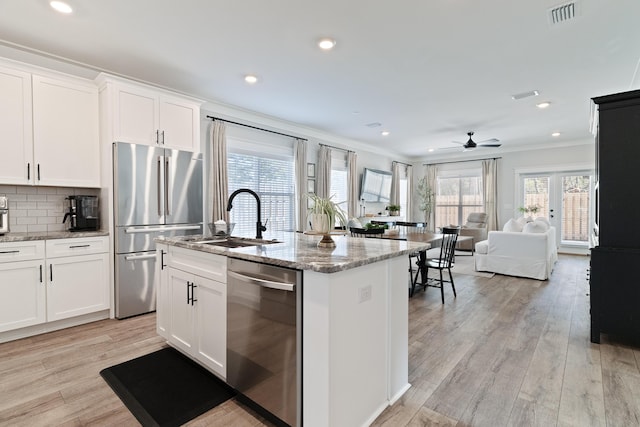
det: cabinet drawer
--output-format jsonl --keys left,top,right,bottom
{"left": 168, "top": 246, "right": 226, "bottom": 282}
{"left": 46, "top": 236, "right": 108, "bottom": 258}
{"left": 0, "top": 241, "right": 45, "bottom": 263}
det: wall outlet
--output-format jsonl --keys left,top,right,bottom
{"left": 358, "top": 285, "right": 372, "bottom": 303}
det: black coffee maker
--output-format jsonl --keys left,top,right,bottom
{"left": 62, "top": 195, "right": 100, "bottom": 231}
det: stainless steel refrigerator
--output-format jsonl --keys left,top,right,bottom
{"left": 113, "top": 142, "right": 203, "bottom": 319}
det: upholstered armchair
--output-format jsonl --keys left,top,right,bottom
{"left": 457, "top": 212, "right": 488, "bottom": 251}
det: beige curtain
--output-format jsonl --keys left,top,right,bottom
{"left": 391, "top": 161, "right": 402, "bottom": 206}
{"left": 347, "top": 151, "right": 358, "bottom": 218}
{"left": 294, "top": 139, "right": 307, "bottom": 232}
{"left": 425, "top": 164, "right": 438, "bottom": 230}
{"left": 482, "top": 158, "right": 499, "bottom": 230}
{"left": 208, "top": 120, "right": 228, "bottom": 224}
{"left": 406, "top": 164, "right": 413, "bottom": 221}
{"left": 317, "top": 145, "right": 331, "bottom": 199}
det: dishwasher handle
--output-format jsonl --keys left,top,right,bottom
{"left": 228, "top": 270, "right": 296, "bottom": 292}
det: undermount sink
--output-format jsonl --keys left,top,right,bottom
{"left": 189, "top": 237, "right": 281, "bottom": 248}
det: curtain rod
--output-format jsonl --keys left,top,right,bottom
{"left": 423, "top": 156, "right": 501, "bottom": 166}
{"left": 393, "top": 160, "right": 412, "bottom": 167}
{"left": 319, "top": 143, "right": 354, "bottom": 153}
{"left": 206, "top": 116, "right": 308, "bottom": 141}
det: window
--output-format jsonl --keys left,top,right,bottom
{"left": 435, "top": 171, "right": 483, "bottom": 228}
{"left": 227, "top": 133, "right": 295, "bottom": 238}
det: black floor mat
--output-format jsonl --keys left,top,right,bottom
{"left": 100, "top": 347, "right": 235, "bottom": 427}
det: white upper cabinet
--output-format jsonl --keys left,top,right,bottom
{"left": 0, "top": 65, "right": 33, "bottom": 185}
{"left": 32, "top": 75, "right": 100, "bottom": 187}
{"left": 0, "top": 59, "right": 100, "bottom": 187}
{"left": 97, "top": 74, "right": 202, "bottom": 152}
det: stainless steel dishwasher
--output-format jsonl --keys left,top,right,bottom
{"left": 227, "top": 258, "right": 301, "bottom": 427}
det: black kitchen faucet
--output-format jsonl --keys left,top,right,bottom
{"left": 226, "top": 188, "right": 267, "bottom": 239}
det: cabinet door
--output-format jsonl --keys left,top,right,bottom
{"left": 0, "top": 260, "right": 46, "bottom": 332}
{"left": 159, "top": 95, "right": 199, "bottom": 151}
{"left": 0, "top": 65, "right": 33, "bottom": 185}
{"left": 168, "top": 267, "right": 194, "bottom": 353}
{"left": 46, "top": 253, "right": 109, "bottom": 321}
{"left": 32, "top": 75, "right": 100, "bottom": 187}
{"left": 156, "top": 244, "right": 169, "bottom": 339}
{"left": 114, "top": 85, "right": 159, "bottom": 145}
{"left": 194, "top": 276, "right": 226, "bottom": 378}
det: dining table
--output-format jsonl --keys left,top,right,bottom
{"left": 380, "top": 231, "right": 443, "bottom": 289}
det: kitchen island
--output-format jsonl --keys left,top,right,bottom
{"left": 156, "top": 232, "right": 429, "bottom": 427}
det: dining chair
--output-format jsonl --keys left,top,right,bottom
{"left": 410, "top": 226, "right": 459, "bottom": 303}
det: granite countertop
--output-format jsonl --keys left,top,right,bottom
{"left": 0, "top": 230, "right": 109, "bottom": 242}
{"left": 157, "top": 232, "right": 430, "bottom": 273}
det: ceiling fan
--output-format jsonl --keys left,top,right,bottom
{"left": 452, "top": 132, "right": 502, "bottom": 150}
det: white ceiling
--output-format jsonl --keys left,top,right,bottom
{"left": 1, "top": 0, "right": 639, "bottom": 159}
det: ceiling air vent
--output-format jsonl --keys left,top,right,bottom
{"left": 548, "top": 1, "right": 579, "bottom": 25}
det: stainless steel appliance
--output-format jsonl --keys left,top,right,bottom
{"left": 62, "top": 195, "right": 100, "bottom": 231}
{"left": 0, "top": 196, "right": 8, "bottom": 235}
{"left": 227, "top": 258, "right": 301, "bottom": 427}
{"left": 114, "top": 142, "right": 203, "bottom": 319}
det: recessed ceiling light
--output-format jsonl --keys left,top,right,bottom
{"left": 381, "top": 131, "right": 390, "bottom": 136}
{"left": 50, "top": 1, "right": 73, "bottom": 14}
{"left": 536, "top": 102, "right": 551, "bottom": 109}
{"left": 428, "top": 148, "right": 435, "bottom": 152}
{"left": 318, "top": 38, "right": 336, "bottom": 50}
{"left": 244, "top": 75, "right": 258, "bottom": 84}
{"left": 552, "top": 132, "right": 561, "bottom": 137}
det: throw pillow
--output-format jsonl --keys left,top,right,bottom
{"left": 465, "top": 222, "right": 484, "bottom": 228}
{"left": 535, "top": 217, "right": 550, "bottom": 225}
{"left": 523, "top": 221, "right": 548, "bottom": 233}
{"left": 503, "top": 218, "right": 522, "bottom": 232}
{"left": 533, "top": 218, "right": 550, "bottom": 231}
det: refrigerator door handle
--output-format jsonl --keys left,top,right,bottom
{"left": 124, "top": 225, "right": 202, "bottom": 234}
{"left": 157, "top": 156, "right": 162, "bottom": 216}
{"left": 165, "top": 157, "right": 170, "bottom": 216}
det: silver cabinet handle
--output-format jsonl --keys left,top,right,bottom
{"left": 228, "top": 270, "right": 295, "bottom": 292}
{"left": 68, "top": 244, "right": 90, "bottom": 249}
{"left": 0, "top": 250, "right": 20, "bottom": 254}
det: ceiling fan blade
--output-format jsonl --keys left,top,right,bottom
{"left": 477, "top": 143, "right": 502, "bottom": 147}
{"left": 451, "top": 140, "right": 465, "bottom": 145}
{"left": 477, "top": 138, "right": 500, "bottom": 144}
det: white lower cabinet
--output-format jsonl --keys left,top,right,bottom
{"left": 158, "top": 246, "right": 226, "bottom": 379}
{"left": 0, "top": 259, "right": 46, "bottom": 333}
{"left": 46, "top": 252, "right": 109, "bottom": 321}
{"left": 0, "top": 237, "right": 109, "bottom": 339}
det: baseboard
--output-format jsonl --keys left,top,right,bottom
{"left": 0, "top": 310, "right": 109, "bottom": 343}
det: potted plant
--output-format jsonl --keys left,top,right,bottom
{"left": 518, "top": 205, "right": 540, "bottom": 215}
{"left": 306, "top": 193, "right": 347, "bottom": 234}
{"left": 417, "top": 177, "right": 435, "bottom": 223}
{"left": 387, "top": 204, "right": 401, "bottom": 216}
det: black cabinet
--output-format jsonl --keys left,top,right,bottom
{"left": 590, "top": 89, "right": 640, "bottom": 345}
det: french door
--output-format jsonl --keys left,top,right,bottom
{"left": 519, "top": 170, "right": 593, "bottom": 252}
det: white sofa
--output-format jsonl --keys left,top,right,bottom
{"left": 474, "top": 222, "right": 558, "bottom": 280}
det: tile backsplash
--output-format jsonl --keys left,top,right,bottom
{"left": 0, "top": 185, "right": 100, "bottom": 233}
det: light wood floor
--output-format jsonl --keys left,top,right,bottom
{"left": 1, "top": 255, "right": 639, "bottom": 426}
